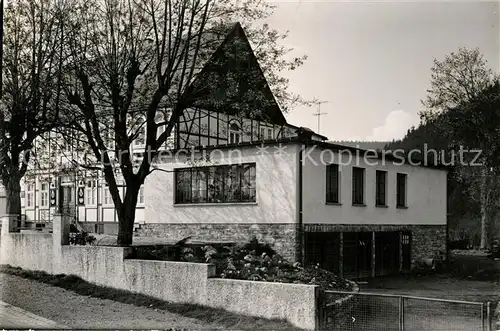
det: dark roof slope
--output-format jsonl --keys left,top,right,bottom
{"left": 187, "top": 22, "right": 286, "bottom": 125}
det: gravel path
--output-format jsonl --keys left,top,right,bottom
{"left": 0, "top": 273, "right": 224, "bottom": 329}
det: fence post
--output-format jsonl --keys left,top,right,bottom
{"left": 315, "top": 287, "right": 325, "bottom": 331}
{"left": 399, "top": 296, "right": 404, "bottom": 331}
{"left": 486, "top": 301, "right": 491, "bottom": 331}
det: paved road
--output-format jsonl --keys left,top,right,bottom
{"left": 0, "top": 301, "right": 65, "bottom": 329}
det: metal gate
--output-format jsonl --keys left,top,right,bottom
{"left": 320, "top": 290, "right": 493, "bottom": 331}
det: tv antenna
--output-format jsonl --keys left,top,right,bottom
{"left": 312, "top": 100, "right": 328, "bottom": 134}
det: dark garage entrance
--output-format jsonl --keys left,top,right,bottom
{"left": 304, "top": 230, "right": 412, "bottom": 279}
{"left": 343, "top": 232, "right": 372, "bottom": 279}
{"left": 375, "top": 231, "right": 400, "bottom": 276}
{"left": 304, "top": 232, "right": 340, "bottom": 274}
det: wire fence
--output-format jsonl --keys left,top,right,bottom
{"left": 321, "top": 291, "right": 492, "bottom": 331}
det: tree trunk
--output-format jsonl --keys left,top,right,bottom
{"left": 116, "top": 184, "right": 139, "bottom": 246}
{"left": 5, "top": 173, "right": 22, "bottom": 216}
{"left": 480, "top": 166, "right": 489, "bottom": 249}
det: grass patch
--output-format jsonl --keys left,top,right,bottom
{"left": 0, "top": 264, "right": 301, "bottom": 330}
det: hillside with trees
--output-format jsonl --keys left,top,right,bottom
{"left": 386, "top": 48, "right": 500, "bottom": 248}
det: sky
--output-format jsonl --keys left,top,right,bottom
{"left": 264, "top": 0, "right": 500, "bottom": 141}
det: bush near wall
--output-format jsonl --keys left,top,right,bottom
{"left": 448, "top": 250, "right": 500, "bottom": 280}
{"left": 130, "top": 237, "right": 353, "bottom": 292}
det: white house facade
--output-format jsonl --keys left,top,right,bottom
{"left": 5, "top": 22, "right": 448, "bottom": 278}
{"left": 136, "top": 137, "right": 448, "bottom": 278}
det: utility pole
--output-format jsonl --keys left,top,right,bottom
{"left": 312, "top": 100, "right": 328, "bottom": 134}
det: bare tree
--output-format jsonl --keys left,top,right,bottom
{"left": 60, "top": 0, "right": 308, "bottom": 245}
{"left": 420, "top": 47, "right": 495, "bottom": 120}
{"left": 0, "top": 0, "right": 67, "bottom": 215}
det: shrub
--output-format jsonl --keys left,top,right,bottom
{"left": 242, "top": 237, "right": 276, "bottom": 257}
{"left": 69, "top": 231, "right": 96, "bottom": 245}
{"left": 216, "top": 237, "right": 352, "bottom": 291}
{"left": 487, "top": 239, "right": 500, "bottom": 259}
{"left": 448, "top": 240, "right": 469, "bottom": 250}
{"left": 127, "top": 237, "right": 352, "bottom": 292}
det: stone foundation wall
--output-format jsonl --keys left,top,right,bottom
{"left": 303, "top": 224, "right": 447, "bottom": 263}
{"left": 411, "top": 225, "right": 447, "bottom": 261}
{"left": 136, "top": 223, "right": 446, "bottom": 266}
{"left": 80, "top": 222, "right": 119, "bottom": 235}
{"left": 135, "top": 223, "right": 299, "bottom": 261}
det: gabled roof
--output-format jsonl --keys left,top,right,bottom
{"left": 187, "top": 22, "right": 287, "bottom": 125}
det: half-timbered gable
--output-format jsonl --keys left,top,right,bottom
{"left": 15, "top": 21, "right": 321, "bottom": 230}
{"left": 174, "top": 22, "right": 319, "bottom": 149}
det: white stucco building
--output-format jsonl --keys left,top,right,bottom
{"left": 12, "top": 22, "right": 448, "bottom": 278}
{"left": 138, "top": 136, "right": 447, "bottom": 278}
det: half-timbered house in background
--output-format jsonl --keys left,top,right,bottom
{"left": 6, "top": 23, "right": 448, "bottom": 279}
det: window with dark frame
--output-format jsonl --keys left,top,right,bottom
{"left": 175, "top": 163, "right": 256, "bottom": 204}
{"left": 26, "top": 183, "right": 34, "bottom": 208}
{"left": 352, "top": 167, "right": 364, "bottom": 205}
{"left": 40, "top": 182, "right": 49, "bottom": 207}
{"left": 229, "top": 122, "right": 241, "bottom": 144}
{"left": 326, "top": 164, "right": 340, "bottom": 203}
{"left": 375, "top": 170, "right": 387, "bottom": 206}
{"left": 397, "top": 173, "right": 407, "bottom": 207}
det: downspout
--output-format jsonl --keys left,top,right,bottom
{"left": 296, "top": 128, "right": 313, "bottom": 265}
{"left": 297, "top": 140, "right": 304, "bottom": 264}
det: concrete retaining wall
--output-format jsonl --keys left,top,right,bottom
{"left": 207, "top": 278, "right": 318, "bottom": 329}
{"left": 0, "top": 215, "right": 321, "bottom": 330}
{"left": 0, "top": 229, "right": 53, "bottom": 273}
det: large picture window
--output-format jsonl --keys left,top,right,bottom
{"left": 175, "top": 163, "right": 256, "bottom": 204}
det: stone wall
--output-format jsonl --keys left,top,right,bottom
{"left": 303, "top": 224, "right": 447, "bottom": 263}
{"left": 136, "top": 223, "right": 446, "bottom": 266}
{"left": 80, "top": 222, "right": 119, "bottom": 235}
{"left": 135, "top": 223, "right": 299, "bottom": 261}
{"left": 411, "top": 225, "right": 447, "bottom": 261}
